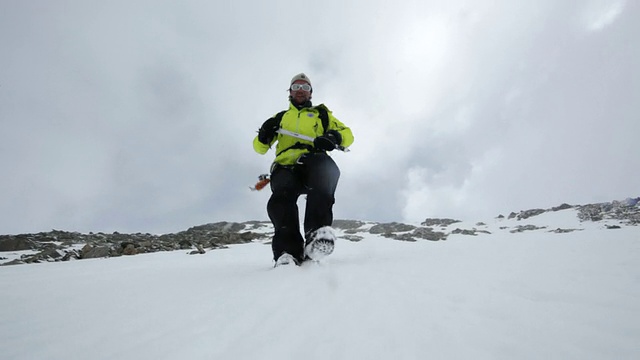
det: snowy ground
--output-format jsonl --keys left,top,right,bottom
{"left": 1, "top": 210, "right": 639, "bottom": 360}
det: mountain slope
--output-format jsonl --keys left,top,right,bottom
{"left": 0, "top": 208, "right": 639, "bottom": 360}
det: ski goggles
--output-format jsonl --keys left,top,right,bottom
{"left": 290, "top": 83, "right": 312, "bottom": 91}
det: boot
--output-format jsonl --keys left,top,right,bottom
{"left": 304, "top": 226, "right": 336, "bottom": 260}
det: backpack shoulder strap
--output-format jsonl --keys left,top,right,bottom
{"left": 273, "top": 110, "right": 287, "bottom": 127}
{"left": 314, "top": 104, "right": 330, "bottom": 134}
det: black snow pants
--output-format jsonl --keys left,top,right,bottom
{"left": 267, "top": 152, "right": 340, "bottom": 262}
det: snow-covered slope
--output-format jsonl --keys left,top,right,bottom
{"left": 0, "top": 208, "right": 639, "bottom": 360}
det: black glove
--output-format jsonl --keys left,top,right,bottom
{"left": 313, "top": 130, "right": 342, "bottom": 151}
{"left": 257, "top": 117, "right": 279, "bottom": 144}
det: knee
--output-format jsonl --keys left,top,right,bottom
{"left": 316, "top": 154, "right": 340, "bottom": 174}
{"left": 307, "top": 191, "right": 335, "bottom": 205}
{"left": 319, "top": 157, "right": 340, "bottom": 184}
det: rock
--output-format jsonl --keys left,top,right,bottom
{"left": 412, "top": 227, "right": 448, "bottom": 241}
{"left": 510, "top": 225, "right": 547, "bottom": 233}
{"left": 451, "top": 228, "right": 478, "bottom": 236}
{"left": 451, "top": 228, "right": 492, "bottom": 236}
{"left": 122, "top": 244, "right": 137, "bottom": 255}
{"left": 0, "top": 236, "right": 36, "bottom": 251}
{"left": 81, "top": 245, "right": 111, "bottom": 259}
{"left": 242, "top": 221, "right": 271, "bottom": 231}
{"left": 623, "top": 197, "right": 639, "bottom": 206}
{"left": 578, "top": 200, "right": 640, "bottom": 225}
{"left": 332, "top": 220, "right": 366, "bottom": 230}
{"left": 517, "top": 209, "right": 546, "bottom": 220}
{"left": 421, "top": 218, "right": 461, "bottom": 227}
{"left": 369, "top": 222, "right": 415, "bottom": 234}
{"left": 22, "top": 248, "right": 64, "bottom": 263}
{"left": 189, "top": 244, "right": 206, "bottom": 255}
{"left": 552, "top": 203, "right": 573, "bottom": 211}
{"left": 378, "top": 227, "right": 448, "bottom": 242}
{"left": 187, "top": 222, "right": 245, "bottom": 233}
{"left": 341, "top": 235, "right": 364, "bottom": 242}
{"left": 208, "top": 232, "right": 257, "bottom": 245}
{"left": 384, "top": 233, "right": 417, "bottom": 242}
{"left": 549, "top": 228, "right": 583, "bottom": 233}
{"left": 0, "top": 259, "right": 25, "bottom": 266}
{"left": 239, "top": 232, "right": 262, "bottom": 242}
{"left": 61, "top": 250, "right": 80, "bottom": 261}
{"left": 39, "top": 248, "right": 62, "bottom": 259}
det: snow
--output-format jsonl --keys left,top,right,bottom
{"left": 1, "top": 210, "right": 639, "bottom": 360}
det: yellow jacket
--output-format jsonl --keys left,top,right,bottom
{"left": 253, "top": 103, "right": 354, "bottom": 165}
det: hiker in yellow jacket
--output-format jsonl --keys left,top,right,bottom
{"left": 253, "top": 73, "right": 354, "bottom": 266}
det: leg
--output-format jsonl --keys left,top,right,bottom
{"left": 300, "top": 153, "right": 341, "bottom": 234}
{"left": 267, "top": 166, "right": 305, "bottom": 262}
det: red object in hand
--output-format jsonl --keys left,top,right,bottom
{"left": 253, "top": 178, "right": 270, "bottom": 191}
{"left": 251, "top": 174, "right": 270, "bottom": 191}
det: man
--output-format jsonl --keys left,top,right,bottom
{"left": 253, "top": 73, "right": 354, "bottom": 266}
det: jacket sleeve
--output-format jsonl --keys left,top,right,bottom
{"left": 327, "top": 111, "right": 354, "bottom": 148}
{"left": 253, "top": 114, "right": 281, "bottom": 154}
{"left": 253, "top": 135, "right": 272, "bottom": 154}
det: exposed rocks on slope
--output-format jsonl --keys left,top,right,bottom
{"left": 0, "top": 221, "right": 267, "bottom": 266}
{"left": 1, "top": 198, "right": 637, "bottom": 266}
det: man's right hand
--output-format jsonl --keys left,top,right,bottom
{"left": 258, "top": 117, "right": 279, "bottom": 144}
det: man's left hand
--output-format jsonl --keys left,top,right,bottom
{"left": 313, "top": 130, "right": 342, "bottom": 151}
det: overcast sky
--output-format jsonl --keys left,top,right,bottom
{"left": 1, "top": 0, "right": 638, "bottom": 234}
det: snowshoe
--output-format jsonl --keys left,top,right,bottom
{"left": 304, "top": 226, "right": 336, "bottom": 261}
{"left": 274, "top": 253, "right": 299, "bottom": 267}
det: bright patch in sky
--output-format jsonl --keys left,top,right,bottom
{"left": 582, "top": 0, "right": 626, "bottom": 31}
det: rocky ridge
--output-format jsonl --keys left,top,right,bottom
{"left": 1, "top": 198, "right": 638, "bottom": 266}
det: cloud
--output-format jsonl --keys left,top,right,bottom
{"left": 1, "top": 0, "right": 638, "bottom": 234}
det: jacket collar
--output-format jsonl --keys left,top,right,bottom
{"left": 289, "top": 99, "right": 313, "bottom": 110}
